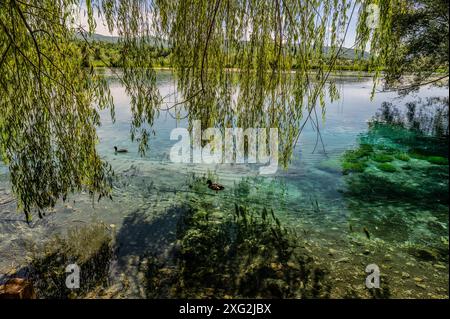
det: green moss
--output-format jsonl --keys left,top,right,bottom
{"left": 373, "top": 143, "right": 399, "bottom": 154}
{"left": 426, "top": 156, "right": 449, "bottom": 165}
{"left": 401, "top": 165, "right": 412, "bottom": 170}
{"left": 371, "top": 153, "right": 394, "bottom": 163}
{"left": 343, "top": 146, "right": 373, "bottom": 163}
{"left": 376, "top": 163, "right": 397, "bottom": 172}
{"left": 342, "top": 161, "right": 367, "bottom": 174}
{"left": 409, "top": 153, "right": 424, "bottom": 160}
{"left": 395, "top": 153, "right": 410, "bottom": 162}
{"left": 360, "top": 143, "right": 374, "bottom": 153}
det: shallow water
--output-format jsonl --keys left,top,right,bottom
{"left": 0, "top": 71, "right": 448, "bottom": 298}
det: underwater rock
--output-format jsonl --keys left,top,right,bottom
{"left": 263, "top": 279, "right": 290, "bottom": 298}
{"left": 0, "top": 278, "right": 36, "bottom": 299}
{"left": 270, "top": 262, "right": 283, "bottom": 272}
{"left": 328, "top": 248, "right": 337, "bottom": 256}
{"left": 335, "top": 257, "right": 350, "bottom": 263}
{"left": 286, "top": 261, "right": 300, "bottom": 270}
{"left": 433, "top": 263, "right": 446, "bottom": 270}
{"left": 415, "top": 283, "right": 427, "bottom": 290}
{"left": 408, "top": 247, "right": 439, "bottom": 262}
{"left": 363, "top": 227, "right": 371, "bottom": 240}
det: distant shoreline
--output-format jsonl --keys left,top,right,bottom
{"left": 94, "top": 66, "right": 377, "bottom": 77}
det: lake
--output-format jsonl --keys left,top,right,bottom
{"left": 0, "top": 70, "right": 448, "bottom": 298}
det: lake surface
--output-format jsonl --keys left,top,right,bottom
{"left": 0, "top": 71, "right": 448, "bottom": 298}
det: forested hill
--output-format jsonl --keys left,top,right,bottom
{"left": 79, "top": 33, "right": 369, "bottom": 60}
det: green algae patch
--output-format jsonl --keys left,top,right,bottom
{"left": 409, "top": 151, "right": 428, "bottom": 160}
{"left": 341, "top": 146, "right": 371, "bottom": 174}
{"left": 376, "top": 163, "right": 397, "bottom": 172}
{"left": 341, "top": 122, "right": 449, "bottom": 207}
{"left": 427, "top": 156, "right": 448, "bottom": 165}
{"left": 395, "top": 153, "right": 410, "bottom": 162}
{"left": 343, "top": 148, "right": 371, "bottom": 162}
{"left": 342, "top": 161, "right": 367, "bottom": 174}
{"left": 372, "top": 153, "right": 394, "bottom": 163}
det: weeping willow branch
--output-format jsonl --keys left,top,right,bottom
{"left": 377, "top": 75, "right": 450, "bottom": 93}
{"left": 1, "top": 0, "right": 446, "bottom": 222}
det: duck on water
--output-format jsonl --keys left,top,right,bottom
{"left": 207, "top": 180, "right": 224, "bottom": 192}
{"left": 114, "top": 146, "right": 128, "bottom": 153}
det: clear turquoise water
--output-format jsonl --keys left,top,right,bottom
{"left": 0, "top": 71, "right": 448, "bottom": 298}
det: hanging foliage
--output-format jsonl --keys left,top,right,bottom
{"left": 1, "top": 0, "right": 446, "bottom": 221}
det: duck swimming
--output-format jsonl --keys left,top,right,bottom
{"left": 114, "top": 146, "right": 128, "bottom": 153}
{"left": 207, "top": 180, "right": 224, "bottom": 192}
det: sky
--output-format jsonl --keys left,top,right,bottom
{"left": 76, "top": 5, "right": 359, "bottom": 49}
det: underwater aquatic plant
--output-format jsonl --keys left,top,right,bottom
{"left": 372, "top": 153, "right": 394, "bottom": 163}
{"left": 144, "top": 180, "right": 331, "bottom": 298}
{"left": 341, "top": 146, "right": 371, "bottom": 174}
{"left": 343, "top": 149, "right": 372, "bottom": 163}
{"left": 408, "top": 151, "right": 428, "bottom": 160}
{"left": 376, "top": 163, "right": 397, "bottom": 172}
{"left": 426, "top": 156, "right": 449, "bottom": 165}
{"left": 395, "top": 153, "right": 411, "bottom": 162}
{"left": 342, "top": 162, "right": 367, "bottom": 175}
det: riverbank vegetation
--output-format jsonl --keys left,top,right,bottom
{"left": 76, "top": 36, "right": 371, "bottom": 71}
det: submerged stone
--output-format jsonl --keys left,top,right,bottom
{"left": 0, "top": 278, "right": 36, "bottom": 299}
{"left": 408, "top": 247, "right": 439, "bottom": 262}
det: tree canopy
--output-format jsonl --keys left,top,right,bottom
{"left": 371, "top": 0, "right": 449, "bottom": 93}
